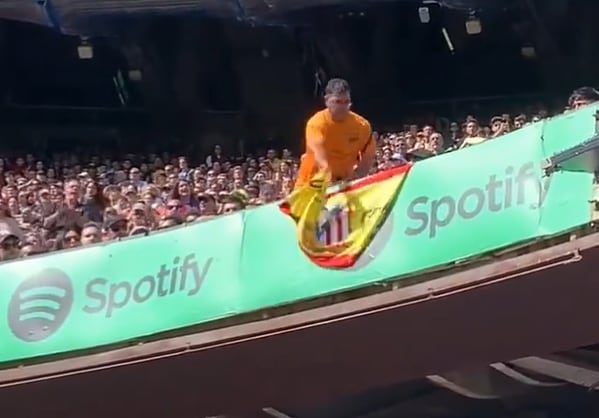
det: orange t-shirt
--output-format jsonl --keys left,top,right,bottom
{"left": 296, "top": 109, "right": 374, "bottom": 187}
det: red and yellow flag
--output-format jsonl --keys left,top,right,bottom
{"left": 280, "top": 165, "right": 412, "bottom": 268}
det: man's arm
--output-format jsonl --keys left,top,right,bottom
{"left": 354, "top": 126, "right": 376, "bottom": 178}
{"left": 306, "top": 121, "right": 330, "bottom": 175}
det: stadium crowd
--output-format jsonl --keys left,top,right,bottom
{"left": 0, "top": 86, "right": 596, "bottom": 262}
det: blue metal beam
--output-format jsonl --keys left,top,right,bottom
{"left": 37, "top": 0, "right": 63, "bottom": 32}
{"left": 233, "top": 0, "right": 248, "bottom": 21}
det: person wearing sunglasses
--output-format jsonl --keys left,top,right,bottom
{"left": 57, "top": 227, "right": 81, "bottom": 250}
{"left": 102, "top": 215, "right": 128, "bottom": 241}
{"left": 294, "top": 78, "right": 375, "bottom": 190}
{"left": 158, "top": 198, "right": 190, "bottom": 220}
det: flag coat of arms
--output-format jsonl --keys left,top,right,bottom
{"left": 280, "top": 165, "right": 412, "bottom": 268}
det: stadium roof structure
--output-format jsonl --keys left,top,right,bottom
{"left": 1, "top": 0, "right": 508, "bottom": 34}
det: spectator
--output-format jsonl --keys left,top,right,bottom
{"left": 205, "top": 145, "right": 224, "bottom": 167}
{"left": 80, "top": 222, "right": 102, "bottom": 245}
{"left": 459, "top": 118, "right": 487, "bottom": 149}
{"left": 82, "top": 181, "right": 106, "bottom": 223}
{"left": 171, "top": 180, "right": 199, "bottom": 208}
{"left": 103, "top": 214, "right": 128, "bottom": 240}
{"left": 56, "top": 227, "right": 81, "bottom": 250}
{"left": 568, "top": 86, "right": 599, "bottom": 110}
{"left": 514, "top": 114, "right": 527, "bottom": 129}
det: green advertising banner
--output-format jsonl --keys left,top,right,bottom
{"left": 0, "top": 104, "right": 597, "bottom": 365}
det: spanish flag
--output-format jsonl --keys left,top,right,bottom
{"left": 280, "top": 165, "right": 412, "bottom": 269}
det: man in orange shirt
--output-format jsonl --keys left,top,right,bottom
{"left": 295, "top": 78, "right": 375, "bottom": 189}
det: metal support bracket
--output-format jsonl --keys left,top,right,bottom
{"left": 543, "top": 110, "right": 599, "bottom": 176}
{"left": 543, "top": 134, "right": 599, "bottom": 176}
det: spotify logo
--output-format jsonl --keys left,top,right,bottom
{"left": 7, "top": 269, "right": 74, "bottom": 342}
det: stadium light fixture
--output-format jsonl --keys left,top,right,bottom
{"left": 521, "top": 45, "right": 536, "bottom": 59}
{"left": 128, "top": 69, "right": 143, "bottom": 82}
{"left": 442, "top": 27, "right": 455, "bottom": 53}
{"left": 418, "top": 7, "right": 431, "bottom": 23}
{"left": 419, "top": 0, "right": 440, "bottom": 24}
{"left": 77, "top": 38, "right": 93, "bottom": 60}
{"left": 465, "top": 14, "right": 482, "bottom": 35}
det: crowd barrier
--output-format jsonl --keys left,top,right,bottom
{"left": 1, "top": 104, "right": 597, "bottom": 364}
